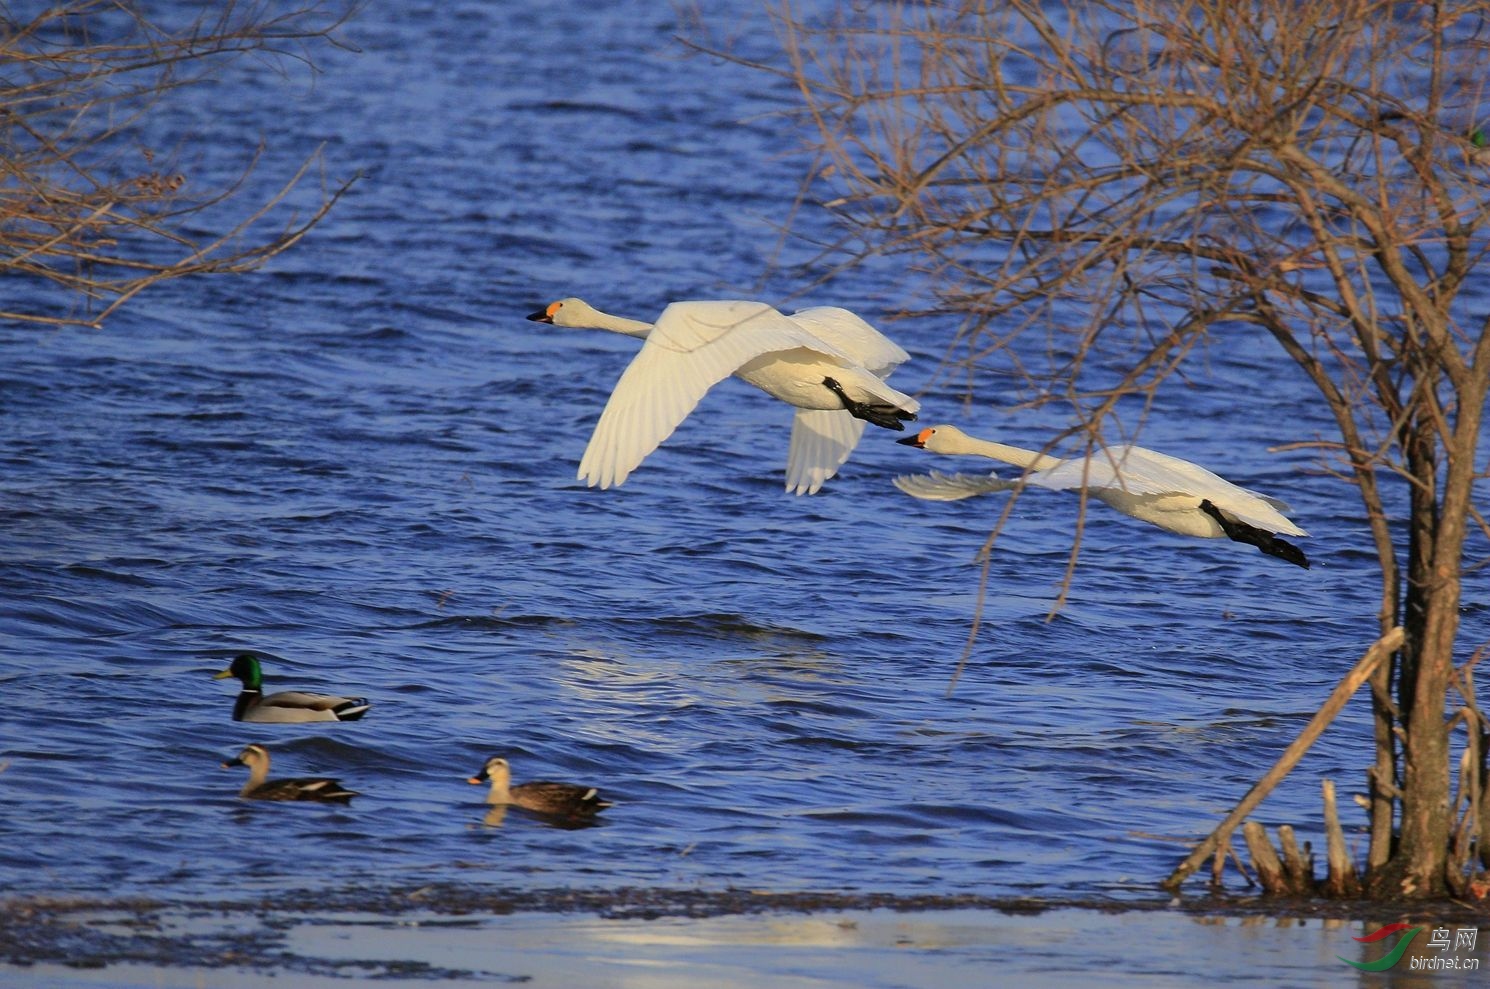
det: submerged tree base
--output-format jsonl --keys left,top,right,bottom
{"left": 1223, "top": 811, "right": 1490, "bottom": 903}
{"left": 1165, "top": 629, "right": 1490, "bottom": 901}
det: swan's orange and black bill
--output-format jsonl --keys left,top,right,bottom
{"left": 897, "top": 428, "right": 934, "bottom": 448}
{"left": 526, "top": 301, "right": 562, "bottom": 323}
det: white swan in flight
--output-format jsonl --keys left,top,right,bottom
{"left": 526, "top": 298, "right": 919, "bottom": 494}
{"left": 895, "top": 424, "right": 1310, "bottom": 568}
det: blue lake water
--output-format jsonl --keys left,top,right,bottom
{"left": 0, "top": 1, "right": 1409, "bottom": 907}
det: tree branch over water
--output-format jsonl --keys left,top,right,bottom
{"left": 0, "top": 1, "right": 358, "bottom": 327}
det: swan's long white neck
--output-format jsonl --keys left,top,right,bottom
{"left": 926, "top": 426, "right": 1062, "bottom": 471}
{"left": 583, "top": 310, "right": 652, "bottom": 338}
{"left": 556, "top": 301, "right": 652, "bottom": 339}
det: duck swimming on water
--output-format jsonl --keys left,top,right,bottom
{"left": 222, "top": 744, "right": 359, "bottom": 803}
{"left": 212, "top": 653, "right": 371, "bottom": 723}
{"left": 467, "top": 756, "right": 611, "bottom": 820}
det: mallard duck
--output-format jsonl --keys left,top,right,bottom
{"left": 221, "top": 744, "right": 359, "bottom": 802}
{"left": 212, "top": 653, "right": 370, "bottom": 723}
{"left": 466, "top": 756, "right": 611, "bottom": 819}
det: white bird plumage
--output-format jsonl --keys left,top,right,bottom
{"left": 891, "top": 468, "right": 1020, "bottom": 502}
{"left": 895, "top": 424, "right": 1310, "bottom": 568}
{"left": 526, "top": 298, "right": 919, "bottom": 494}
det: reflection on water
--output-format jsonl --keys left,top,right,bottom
{"left": 7, "top": 906, "right": 1482, "bottom": 988}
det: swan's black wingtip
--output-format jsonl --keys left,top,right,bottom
{"left": 1199, "top": 499, "right": 1310, "bottom": 569}
{"left": 1269, "top": 540, "right": 1311, "bottom": 569}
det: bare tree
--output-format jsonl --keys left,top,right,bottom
{"left": 760, "top": 0, "right": 1490, "bottom": 898}
{"left": 0, "top": 1, "right": 356, "bottom": 328}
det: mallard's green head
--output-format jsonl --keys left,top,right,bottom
{"left": 213, "top": 653, "right": 263, "bottom": 689}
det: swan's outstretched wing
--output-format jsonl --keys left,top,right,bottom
{"left": 1027, "top": 445, "right": 1307, "bottom": 535}
{"left": 779, "top": 307, "right": 914, "bottom": 493}
{"left": 787, "top": 306, "right": 910, "bottom": 376}
{"left": 1084, "top": 446, "right": 1306, "bottom": 533}
{"left": 785, "top": 409, "right": 866, "bottom": 495}
{"left": 647, "top": 300, "right": 857, "bottom": 361}
{"left": 578, "top": 301, "right": 851, "bottom": 489}
{"left": 893, "top": 470, "right": 1019, "bottom": 501}
{"left": 1199, "top": 485, "right": 1305, "bottom": 534}
{"left": 788, "top": 307, "right": 920, "bottom": 422}
{"left": 1025, "top": 445, "right": 1170, "bottom": 495}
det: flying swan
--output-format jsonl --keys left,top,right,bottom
{"left": 895, "top": 424, "right": 1310, "bottom": 568}
{"left": 527, "top": 298, "right": 918, "bottom": 493}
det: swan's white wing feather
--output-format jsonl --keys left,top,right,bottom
{"left": 785, "top": 409, "right": 866, "bottom": 495}
{"left": 846, "top": 368, "right": 922, "bottom": 412}
{"left": 786, "top": 306, "right": 910, "bottom": 375}
{"left": 578, "top": 302, "right": 847, "bottom": 489}
{"left": 1197, "top": 486, "right": 1304, "bottom": 533}
{"left": 1027, "top": 445, "right": 1306, "bottom": 535}
{"left": 787, "top": 307, "right": 918, "bottom": 413}
{"left": 647, "top": 301, "right": 856, "bottom": 361}
{"left": 1259, "top": 494, "right": 1293, "bottom": 514}
{"left": 1084, "top": 447, "right": 1306, "bottom": 533}
{"left": 893, "top": 470, "right": 1018, "bottom": 502}
{"left": 1026, "top": 446, "right": 1173, "bottom": 495}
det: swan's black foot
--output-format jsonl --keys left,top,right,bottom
{"left": 1199, "top": 499, "right": 1310, "bottom": 569}
{"left": 822, "top": 376, "right": 917, "bottom": 431}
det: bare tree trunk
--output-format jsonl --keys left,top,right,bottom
{"left": 1380, "top": 397, "right": 1445, "bottom": 894}
{"left": 1367, "top": 657, "right": 1399, "bottom": 870}
{"left": 1375, "top": 371, "right": 1480, "bottom": 895}
{"left": 1480, "top": 723, "right": 1490, "bottom": 870}
{"left": 1367, "top": 496, "right": 1402, "bottom": 872}
{"left": 1394, "top": 597, "right": 1458, "bottom": 894}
